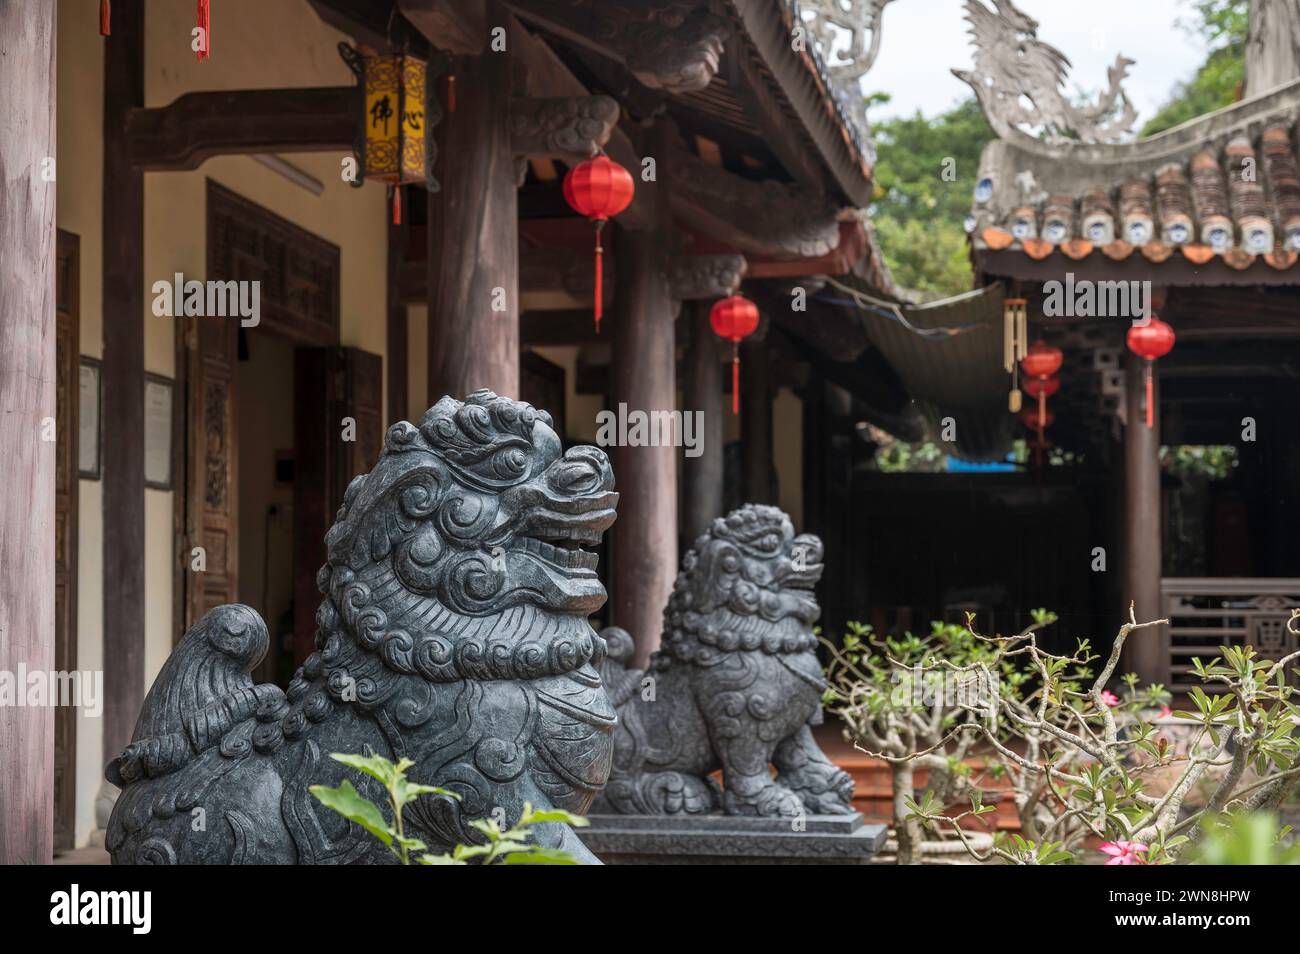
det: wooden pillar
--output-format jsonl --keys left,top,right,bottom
{"left": 387, "top": 198, "right": 408, "bottom": 423}
{"left": 741, "top": 339, "right": 773, "bottom": 504}
{"left": 100, "top": 3, "right": 148, "bottom": 797}
{"left": 1123, "top": 351, "right": 1167, "bottom": 683}
{"left": 0, "top": 0, "right": 56, "bottom": 864}
{"left": 683, "top": 302, "right": 723, "bottom": 546}
{"left": 610, "top": 121, "right": 675, "bottom": 667}
{"left": 427, "top": 50, "right": 519, "bottom": 401}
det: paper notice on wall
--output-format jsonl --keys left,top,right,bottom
{"left": 144, "top": 378, "right": 172, "bottom": 489}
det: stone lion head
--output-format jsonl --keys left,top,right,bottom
{"left": 282, "top": 391, "right": 618, "bottom": 723}
{"left": 657, "top": 504, "right": 823, "bottom": 667}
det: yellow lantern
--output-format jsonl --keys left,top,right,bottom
{"left": 339, "top": 44, "right": 446, "bottom": 216}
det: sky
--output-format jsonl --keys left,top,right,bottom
{"left": 863, "top": 0, "right": 1212, "bottom": 124}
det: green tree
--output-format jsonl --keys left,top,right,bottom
{"left": 867, "top": 96, "right": 993, "bottom": 295}
{"left": 1141, "top": 0, "right": 1248, "bottom": 136}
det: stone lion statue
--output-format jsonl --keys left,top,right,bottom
{"left": 594, "top": 504, "right": 854, "bottom": 817}
{"left": 106, "top": 391, "right": 619, "bottom": 864}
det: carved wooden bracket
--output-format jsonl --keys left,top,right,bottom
{"left": 668, "top": 148, "right": 843, "bottom": 260}
{"left": 508, "top": 0, "right": 728, "bottom": 93}
{"left": 510, "top": 94, "right": 620, "bottom": 163}
{"left": 668, "top": 254, "right": 747, "bottom": 300}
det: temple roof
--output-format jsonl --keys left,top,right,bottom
{"left": 969, "top": 79, "right": 1300, "bottom": 284}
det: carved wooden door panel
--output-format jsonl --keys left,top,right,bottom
{"left": 292, "top": 346, "right": 383, "bottom": 665}
{"left": 177, "top": 306, "right": 239, "bottom": 635}
{"left": 54, "top": 229, "right": 79, "bottom": 852}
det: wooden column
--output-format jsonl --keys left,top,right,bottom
{"left": 1123, "top": 351, "right": 1167, "bottom": 683}
{"left": 102, "top": 3, "right": 147, "bottom": 780}
{"left": 610, "top": 122, "right": 676, "bottom": 667}
{"left": 683, "top": 302, "right": 723, "bottom": 546}
{"left": 387, "top": 199, "right": 408, "bottom": 423}
{"left": 0, "top": 0, "right": 56, "bottom": 864}
{"left": 741, "top": 339, "right": 774, "bottom": 504}
{"left": 427, "top": 50, "right": 519, "bottom": 401}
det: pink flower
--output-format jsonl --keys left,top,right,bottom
{"left": 1100, "top": 690, "right": 1120, "bottom": 707}
{"left": 1100, "top": 840, "right": 1148, "bottom": 865}
{"left": 1158, "top": 704, "right": 1172, "bottom": 719}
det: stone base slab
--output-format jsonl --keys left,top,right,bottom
{"left": 578, "top": 811, "right": 887, "bottom": 865}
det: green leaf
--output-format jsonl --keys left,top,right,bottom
{"left": 309, "top": 780, "right": 394, "bottom": 846}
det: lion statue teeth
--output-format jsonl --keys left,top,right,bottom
{"left": 105, "top": 390, "right": 619, "bottom": 864}
{"left": 594, "top": 504, "right": 855, "bottom": 818}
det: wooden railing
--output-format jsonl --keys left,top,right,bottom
{"left": 1162, "top": 578, "right": 1300, "bottom": 691}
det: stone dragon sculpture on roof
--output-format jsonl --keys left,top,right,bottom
{"left": 952, "top": 0, "right": 1138, "bottom": 143}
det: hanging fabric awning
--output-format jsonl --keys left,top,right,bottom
{"left": 818, "top": 276, "right": 1013, "bottom": 462}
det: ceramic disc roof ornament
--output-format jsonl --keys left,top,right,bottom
{"left": 952, "top": 0, "right": 1137, "bottom": 144}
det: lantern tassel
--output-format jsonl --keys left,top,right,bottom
{"left": 731, "top": 342, "right": 741, "bottom": 416}
{"left": 100, "top": 0, "right": 111, "bottom": 36}
{"left": 391, "top": 187, "right": 401, "bottom": 226}
{"left": 593, "top": 220, "right": 604, "bottom": 333}
{"left": 447, "top": 74, "right": 456, "bottom": 113}
{"left": 1038, "top": 389, "right": 1046, "bottom": 429}
{"left": 1145, "top": 361, "right": 1155, "bottom": 429}
{"left": 196, "top": 0, "right": 211, "bottom": 62}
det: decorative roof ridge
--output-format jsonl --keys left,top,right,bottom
{"left": 988, "top": 77, "right": 1300, "bottom": 167}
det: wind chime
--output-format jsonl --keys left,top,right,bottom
{"left": 1020, "top": 339, "right": 1063, "bottom": 468}
{"left": 710, "top": 295, "right": 760, "bottom": 415}
{"left": 339, "top": 43, "right": 445, "bottom": 225}
{"left": 562, "top": 153, "right": 636, "bottom": 333}
{"left": 1003, "top": 297, "right": 1029, "bottom": 412}
{"left": 100, "top": 1, "right": 210, "bottom": 55}
{"left": 1126, "top": 318, "right": 1176, "bottom": 429}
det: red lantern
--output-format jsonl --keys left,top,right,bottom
{"left": 1019, "top": 342, "right": 1062, "bottom": 436}
{"left": 562, "top": 154, "right": 635, "bottom": 333}
{"left": 1022, "top": 375, "right": 1059, "bottom": 400}
{"left": 1126, "top": 318, "right": 1175, "bottom": 429}
{"left": 710, "top": 295, "right": 760, "bottom": 415}
{"left": 1020, "top": 340, "right": 1063, "bottom": 379}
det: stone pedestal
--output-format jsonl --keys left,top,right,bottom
{"left": 578, "top": 812, "right": 887, "bottom": 865}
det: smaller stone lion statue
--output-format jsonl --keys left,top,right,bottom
{"left": 594, "top": 504, "right": 854, "bottom": 817}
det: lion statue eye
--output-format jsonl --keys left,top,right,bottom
{"left": 720, "top": 552, "right": 740, "bottom": 573}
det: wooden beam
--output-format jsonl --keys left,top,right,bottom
{"left": 125, "top": 87, "right": 354, "bottom": 171}
{"left": 505, "top": 0, "right": 726, "bottom": 93}
{"left": 0, "top": 0, "right": 56, "bottom": 865}
{"left": 722, "top": 46, "right": 826, "bottom": 191}
{"left": 521, "top": 309, "right": 603, "bottom": 346}
{"left": 668, "top": 146, "right": 842, "bottom": 260}
{"left": 102, "top": 0, "right": 147, "bottom": 825}
{"left": 398, "top": 0, "right": 487, "bottom": 54}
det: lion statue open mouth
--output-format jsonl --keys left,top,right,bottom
{"left": 105, "top": 390, "right": 619, "bottom": 864}
{"left": 594, "top": 504, "right": 855, "bottom": 817}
